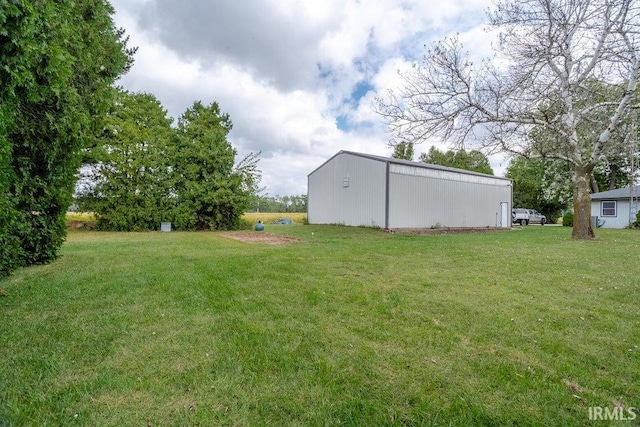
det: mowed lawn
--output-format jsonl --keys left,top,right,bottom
{"left": 1, "top": 225, "right": 639, "bottom": 426}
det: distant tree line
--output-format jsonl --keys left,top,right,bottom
{"left": 392, "top": 143, "right": 494, "bottom": 175}
{"left": 249, "top": 194, "right": 307, "bottom": 213}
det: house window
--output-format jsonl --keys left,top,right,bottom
{"left": 601, "top": 201, "right": 616, "bottom": 217}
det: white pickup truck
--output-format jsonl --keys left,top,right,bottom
{"left": 512, "top": 208, "right": 547, "bottom": 225}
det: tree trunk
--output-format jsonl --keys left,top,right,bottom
{"left": 572, "top": 166, "right": 595, "bottom": 239}
{"left": 590, "top": 175, "right": 599, "bottom": 194}
{"left": 609, "top": 167, "right": 617, "bottom": 190}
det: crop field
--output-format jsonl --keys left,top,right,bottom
{"left": 65, "top": 212, "right": 307, "bottom": 228}
{"left": 65, "top": 212, "right": 96, "bottom": 221}
{"left": 242, "top": 211, "right": 306, "bottom": 224}
{"left": 1, "top": 225, "right": 638, "bottom": 425}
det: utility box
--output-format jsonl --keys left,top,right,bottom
{"left": 160, "top": 222, "right": 172, "bottom": 232}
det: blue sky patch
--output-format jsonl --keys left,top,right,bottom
{"left": 336, "top": 114, "right": 349, "bottom": 131}
{"left": 351, "top": 80, "right": 373, "bottom": 104}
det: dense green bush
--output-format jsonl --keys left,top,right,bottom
{"left": 0, "top": 0, "right": 132, "bottom": 277}
{"left": 562, "top": 212, "right": 574, "bottom": 227}
{"left": 238, "top": 218, "right": 255, "bottom": 230}
{"left": 0, "top": 125, "right": 22, "bottom": 276}
{"left": 631, "top": 211, "right": 640, "bottom": 229}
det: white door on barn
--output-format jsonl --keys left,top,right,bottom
{"left": 500, "top": 202, "right": 510, "bottom": 228}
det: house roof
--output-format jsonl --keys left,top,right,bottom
{"left": 309, "top": 150, "right": 512, "bottom": 182}
{"left": 591, "top": 185, "right": 640, "bottom": 200}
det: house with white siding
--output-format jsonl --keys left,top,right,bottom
{"left": 307, "top": 151, "right": 513, "bottom": 229}
{"left": 590, "top": 185, "right": 639, "bottom": 228}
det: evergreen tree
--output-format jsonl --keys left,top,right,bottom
{"left": 173, "top": 101, "right": 258, "bottom": 230}
{"left": 0, "top": 0, "right": 134, "bottom": 275}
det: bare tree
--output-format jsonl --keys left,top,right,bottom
{"left": 375, "top": 0, "right": 640, "bottom": 238}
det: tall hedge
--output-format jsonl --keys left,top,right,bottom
{"left": 0, "top": 108, "right": 20, "bottom": 276}
{"left": 0, "top": 0, "right": 133, "bottom": 277}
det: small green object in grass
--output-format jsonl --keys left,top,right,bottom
{"left": 255, "top": 220, "right": 264, "bottom": 231}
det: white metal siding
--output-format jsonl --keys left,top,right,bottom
{"left": 308, "top": 153, "right": 386, "bottom": 226}
{"left": 388, "top": 164, "right": 511, "bottom": 228}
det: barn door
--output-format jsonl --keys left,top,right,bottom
{"left": 500, "top": 202, "right": 509, "bottom": 228}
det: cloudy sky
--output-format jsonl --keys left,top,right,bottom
{"left": 109, "top": 0, "right": 504, "bottom": 196}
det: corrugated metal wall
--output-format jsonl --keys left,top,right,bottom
{"left": 388, "top": 164, "right": 511, "bottom": 228}
{"left": 308, "top": 153, "right": 386, "bottom": 226}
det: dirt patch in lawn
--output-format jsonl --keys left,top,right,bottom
{"left": 220, "top": 231, "right": 301, "bottom": 245}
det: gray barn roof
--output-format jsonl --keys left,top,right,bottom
{"left": 309, "top": 150, "right": 511, "bottom": 182}
{"left": 591, "top": 185, "right": 640, "bottom": 200}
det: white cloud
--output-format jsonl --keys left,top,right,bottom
{"left": 111, "top": 0, "right": 500, "bottom": 196}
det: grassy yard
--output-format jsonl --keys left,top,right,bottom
{"left": 1, "top": 225, "right": 639, "bottom": 426}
